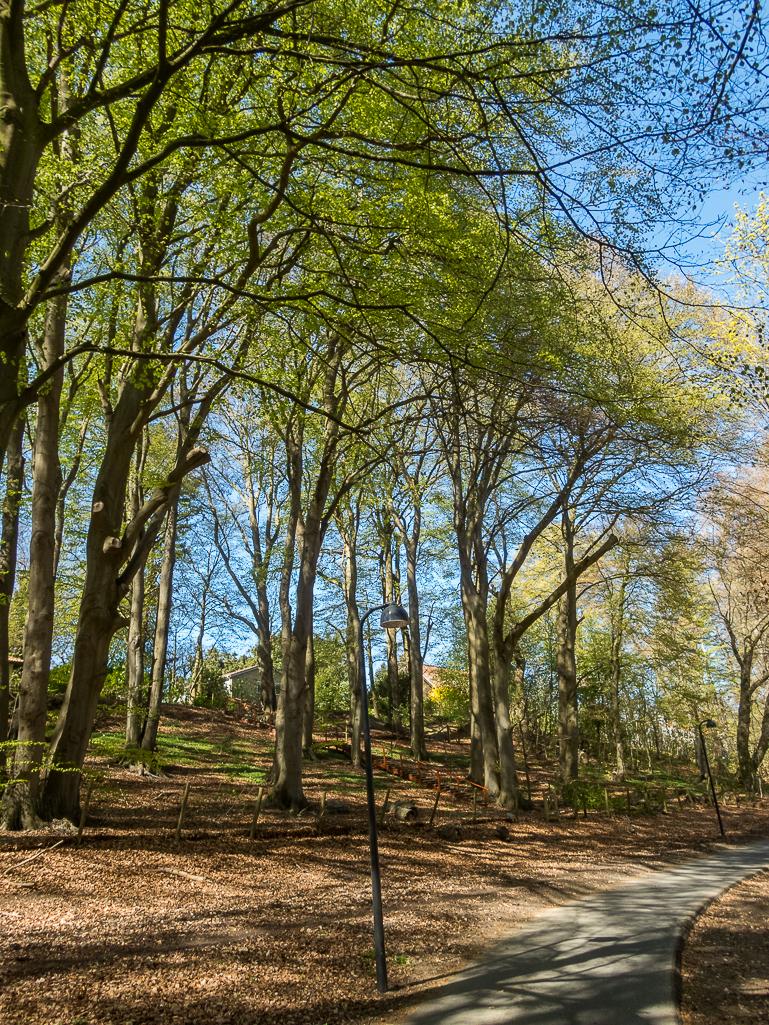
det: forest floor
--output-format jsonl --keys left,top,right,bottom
{"left": 0, "top": 703, "right": 767, "bottom": 1025}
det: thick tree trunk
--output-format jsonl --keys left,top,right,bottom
{"left": 142, "top": 489, "right": 178, "bottom": 751}
{"left": 556, "top": 584, "right": 579, "bottom": 782}
{"left": 0, "top": 411, "right": 25, "bottom": 770}
{"left": 0, "top": 10, "right": 43, "bottom": 465}
{"left": 42, "top": 397, "right": 208, "bottom": 819}
{"left": 751, "top": 689, "right": 769, "bottom": 780}
{"left": 302, "top": 626, "right": 315, "bottom": 754}
{"left": 491, "top": 651, "right": 519, "bottom": 809}
{"left": 462, "top": 584, "right": 499, "bottom": 797}
{"left": 13, "top": 296, "right": 65, "bottom": 809}
{"left": 736, "top": 659, "right": 754, "bottom": 788}
{"left": 273, "top": 562, "right": 315, "bottom": 809}
{"left": 557, "top": 512, "right": 579, "bottom": 782}
{"left": 272, "top": 339, "right": 344, "bottom": 809}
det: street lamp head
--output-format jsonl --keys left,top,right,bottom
{"left": 703, "top": 719, "right": 717, "bottom": 729}
{"left": 380, "top": 602, "right": 409, "bottom": 630}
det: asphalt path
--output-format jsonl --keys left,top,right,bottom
{"left": 406, "top": 839, "right": 769, "bottom": 1025}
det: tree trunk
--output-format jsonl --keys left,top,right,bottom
{"left": 403, "top": 533, "right": 427, "bottom": 760}
{"left": 491, "top": 648, "right": 519, "bottom": 809}
{"left": 463, "top": 584, "right": 499, "bottom": 797}
{"left": 257, "top": 580, "right": 276, "bottom": 711}
{"left": 365, "top": 621, "right": 379, "bottom": 719}
{"left": 190, "top": 582, "right": 208, "bottom": 702}
{"left": 608, "top": 577, "right": 628, "bottom": 781}
{"left": 141, "top": 487, "right": 179, "bottom": 751}
{"left": 512, "top": 643, "right": 527, "bottom": 731}
{"left": 125, "top": 433, "right": 149, "bottom": 747}
{"left": 751, "top": 687, "right": 769, "bottom": 780}
{"left": 379, "top": 529, "right": 401, "bottom": 729}
{"left": 736, "top": 658, "right": 754, "bottom": 788}
{"left": 13, "top": 295, "right": 65, "bottom": 813}
{"left": 271, "top": 339, "right": 345, "bottom": 809}
{"left": 42, "top": 402, "right": 209, "bottom": 820}
{"left": 340, "top": 518, "right": 362, "bottom": 768}
{"left": 0, "top": 10, "right": 43, "bottom": 466}
{"left": 303, "top": 626, "right": 315, "bottom": 754}
{"left": 557, "top": 512, "right": 579, "bottom": 782}
{"left": 0, "top": 410, "right": 25, "bottom": 770}
{"left": 556, "top": 584, "right": 579, "bottom": 781}
{"left": 125, "top": 561, "right": 146, "bottom": 747}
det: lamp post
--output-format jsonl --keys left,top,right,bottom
{"left": 358, "top": 600, "right": 409, "bottom": 994}
{"left": 697, "top": 718, "right": 725, "bottom": 837}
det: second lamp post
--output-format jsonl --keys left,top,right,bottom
{"left": 357, "top": 600, "right": 409, "bottom": 993}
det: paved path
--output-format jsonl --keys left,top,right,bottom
{"left": 406, "top": 839, "right": 769, "bottom": 1025}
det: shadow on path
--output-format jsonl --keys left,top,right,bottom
{"left": 407, "top": 840, "right": 769, "bottom": 1025}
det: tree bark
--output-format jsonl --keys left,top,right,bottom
{"left": 0, "top": 1, "right": 43, "bottom": 465}
{"left": 556, "top": 512, "right": 579, "bottom": 782}
{"left": 125, "top": 432, "right": 149, "bottom": 747}
{"left": 141, "top": 486, "right": 179, "bottom": 751}
{"left": 556, "top": 585, "right": 579, "bottom": 781}
{"left": 339, "top": 510, "right": 362, "bottom": 767}
{"left": 491, "top": 647, "right": 519, "bottom": 808}
{"left": 302, "top": 625, "right": 315, "bottom": 754}
{"left": 271, "top": 336, "right": 344, "bottom": 810}
{"left": 608, "top": 576, "right": 628, "bottom": 781}
{"left": 394, "top": 507, "right": 427, "bottom": 760}
{"left": 365, "top": 620, "right": 380, "bottom": 719}
{"left": 0, "top": 410, "right": 25, "bottom": 770}
{"left": 462, "top": 580, "right": 499, "bottom": 796}
{"left": 13, "top": 293, "right": 66, "bottom": 817}
{"left": 736, "top": 655, "right": 755, "bottom": 788}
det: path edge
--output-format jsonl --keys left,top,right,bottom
{"left": 673, "top": 856, "right": 769, "bottom": 1018}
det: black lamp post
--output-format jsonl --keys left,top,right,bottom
{"left": 358, "top": 600, "right": 409, "bottom": 994}
{"left": 697, "top": 718, "right": 725, "bottom": 837}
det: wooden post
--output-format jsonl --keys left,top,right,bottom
{"left": 176, "top": 780, "right": 191, "bottom": 843}
{"left": 378, "top": 789, "right": 390, "bottom": 827}
{"left": 77, "top": 780, "right": 93, "bottom": 848}
{"left": 626, "top": 789, "right": 631, "bottom": 815}
{"left": 316, "top": 790, "right": 327, "bottom": 834}
{"left": 553, "top": 792, "right": 560, "bottom": 820}
{"left": 543, "top": 793, "right": 550, "bottom": 823}
{"left": 662, "top": 789, "right": 668, "bottom": 814}
{"left": 582, "top": 794, "right": 588, "bottom": 819}
{"left": 573, "top": 792, "right": 579, "bottom": 820}
{"left": 604, "top": 789, "right": 611, "bottom": 816}
{"left": 677, "top": 790, "right": 683, "bottom": 810}
{"left": 250, "top": 785, "right": 264, "bottom": 840}
{"left": 436, "top": 770, "right": 441, "bottom": 790}
{"left": 429, "top": 789, "right": 440, "bottom": 826}
{"left": 399, "top": 754, "right": 404, "bottom": 777}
